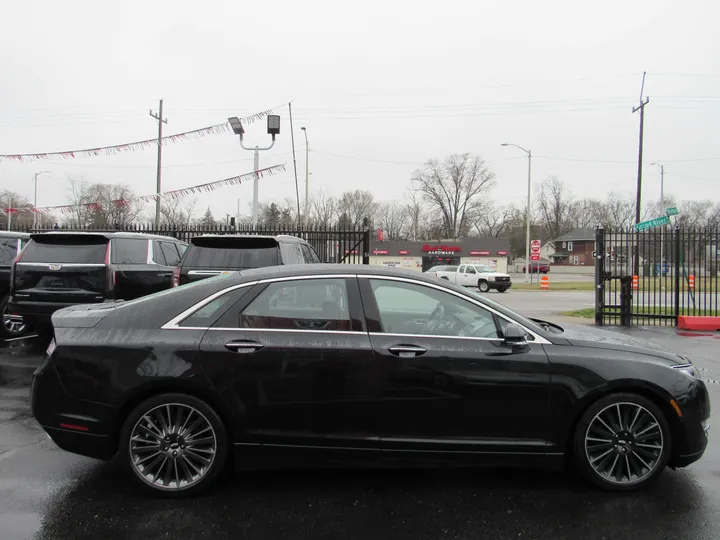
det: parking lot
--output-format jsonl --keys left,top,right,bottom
{"left": 1, "top": 297, "right": 718, "bottom": 540}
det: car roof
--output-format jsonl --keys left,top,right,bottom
{"left": 236, "top": 264, "right": 440, "bottom": 283}
{"left": 29, "top": 231, "right": 185, "bottom": 242}
{"left": 0, "top": 231, "right": 31, "bottom": 239}
{"left": 191, "top": 234, "right": 306, "bottom": 243}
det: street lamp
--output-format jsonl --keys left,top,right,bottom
{"left": 33, "top": 171, "right": 51, "bottom": 229}
{"left": 651, "top": 162, "right": 666, "bottom": 268}
{"left": 228, "top": 114, "right": 281, "bottom": 228}
{"left": 501, "top": 143, "right": 532, "bottom": 282}
{"left": 300, "top": 127, "right": 309, "bottom": 226}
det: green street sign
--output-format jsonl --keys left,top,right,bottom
{"left": 634, "top": 216, "right": 670, "bottom": 232}
{"left": 666, "top": 207, "right": 679, "bottom": 216}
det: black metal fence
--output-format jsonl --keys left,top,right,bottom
{"left": 13, "top": 223, "right": 371, "bottom": 265}
{"left": 595, "top": 226, "right": 720, "bottom": 326}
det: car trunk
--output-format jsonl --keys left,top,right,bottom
{"left": 181, "top": 236, "right": 280, "bottom": 284}
{"left": 13, "top": 234, "right": 109, "bottom": 305}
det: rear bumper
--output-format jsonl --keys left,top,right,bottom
{"left": 9, "top": 299, "right": 80, "bottom": 326}
{"left": 31, "top": 363, "right": 116, "bottom": 460}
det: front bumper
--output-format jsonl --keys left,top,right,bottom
{"left": 669, "top": 378, "right": 711, "bottom": 468}
{"left": 31, "top": 363, "right": 116, "bottom": 461}
{"left": 487, "top": 280, "right": 512, "bottom": 290}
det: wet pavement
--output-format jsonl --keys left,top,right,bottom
{"left": 0, "top": 328, "right": 718, "bottom": 540}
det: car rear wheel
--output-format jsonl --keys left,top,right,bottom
{"left": 0, "top": 295, "right": 27, "bottom": 338}
{"left": 478, "top": 280, "right": 489, "bottom": 292}
{"left": 120, "top": 393, "right": 228, "bottom": 497}
{"left": 573, "top": 393, "right": 671, "bottom": 491}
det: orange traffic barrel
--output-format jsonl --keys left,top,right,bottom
{"left": 689, "top": 274, "right": 695, "bottom": 290}
{"left": 632, "top": 275, "right": 639, "bottom": 290}
{"left": 540, "top": 275, "right": 549, "bottom": 290}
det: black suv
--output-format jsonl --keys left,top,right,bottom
{"left": 0, "top": 231, "right": 31, "bottom": 337}
{"left": 174, "top": 234, "right": 321, "bottom": 286}
{"left": 9, "top": 232, "right": 187, "bottom": 333}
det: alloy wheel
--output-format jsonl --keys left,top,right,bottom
{"left": 129, "top": 403, "right": 217, "bottom": 491}
{"left": 2, "top": 305, "right": 26, "bottom": 336}
{"left": 584, "top": 401, "right": 664, "bottom": 485}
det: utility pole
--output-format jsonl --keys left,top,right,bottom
{"left": 149, "top": 99, "right": 167, "bottom": 228}
{"left": 7, "top": 197, "right": 12, "bottom": 230}
{"left": 501, "top": 143, "right": 532, "bottom": 282}
{"left": 33, "top": 171, "right": 50, "bottom": 229}
{"left": 301, "top": 127, "right": 309, "bottom": 226}
{"left": 651, "top": 162, "right": 665, "bottom": 268}
{"left": 633, "top": 72, "right": 650, "bottom": 277}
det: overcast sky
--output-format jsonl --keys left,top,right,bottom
{"left": 0, "top": 0, "right": 718, "bottom": 222}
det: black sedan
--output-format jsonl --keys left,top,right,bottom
{"left": 31, "top": 265, "right": 710, "bottom": 496}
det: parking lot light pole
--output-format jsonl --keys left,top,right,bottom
{"left": 501, "top": 143, "right": 532, "bottom": 282}
{"left": 651, "top": 162, "right": 665, "bottom": 269}
{"left": 33, "top": 171, "right": 50, "bottom": 229}
{"left": 228, "top": 115, "right": 281, "bottom": 229}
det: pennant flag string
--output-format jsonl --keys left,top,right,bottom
{"left": 0, "top": 109, "right": 273, "bottom": 163}
{"left": 4, "top": 163, "right": 286, "bottom": 215}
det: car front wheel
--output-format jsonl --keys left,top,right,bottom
{"left": 477, "top": 280, "right": 489, "bottom": 292}
{"left": 573, "top": 393, "right": 671, "bottom": 491}
{"left": 120, "top": 393, "right": 228, "bottom": 497}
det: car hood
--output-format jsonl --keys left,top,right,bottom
{"left": 487, "top": 272, "right": 510, "bottom": 278}
{"left": 557, "top": 323, "right": 683, "bottom": 363}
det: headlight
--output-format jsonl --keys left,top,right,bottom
{"left": 487, "top": 275, "right": 495, "bottom": 280}
{"left": 673, "top": 363, "right": 701, "bottom": 380}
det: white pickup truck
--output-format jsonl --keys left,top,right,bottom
{"left": 426, "top": 264, "right": 512, "bottom": 293}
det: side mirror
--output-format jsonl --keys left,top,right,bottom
{"left": 503, "top": 323, "right": 528, "bottom": 346}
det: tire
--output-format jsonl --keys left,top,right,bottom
{"left": 119, "top": 393, "right": 228, "bottom": 497}
{"left": 573, "top": 392, "right": 671, "bottom": 492}
{"left": 478, "top": 280, "right": 489, "bottom": 292}
{"left": 497, "top": 287, "right": 507, "bottom": 293}
{"left": 0, "top": 295, "right": 28, "bottom": 338}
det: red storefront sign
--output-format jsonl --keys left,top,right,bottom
{"left": 469, "top": 250, "right": 490, "bottom": 256}
{"left": 373, "top": 249, "right": 389, "bottom": 255}
{"left": 399, "top": 250, "right": 410, "bottom": 255}
{"left": 497, "top": 251, "right": 508, "bottom": 256}
{"left": 422, "top": 244, "right": 461, "bottom": 253}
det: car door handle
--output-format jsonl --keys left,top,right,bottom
{"left": 225, "top": 341, "right": 264, "bottom": 354}
{"left": 157, "top": 272, "right": 173, "bottom": 277}
{"left": 388, "top": 345, "right": 427, "bottom": 357}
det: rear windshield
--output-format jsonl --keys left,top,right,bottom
{"left": 21, "top": 236, "right": 108, "bottom": 264}
{"left": 184, "top": 237, "right": 280, "bottom": 269}
{"left": 0, "top": 238, "right": 18, "bottom": 265}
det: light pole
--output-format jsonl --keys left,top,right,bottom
{"left": 33, "top": 171, "right": 50, "bottom": 229}
{"left": 651, "top": 162, "right": 665, "bottom": 271}
{"left": 300, "top": 127, "right": 309, "bottom": 226}
{"left": 501, "top": 143, "right": 532, "bottom": 282}
{"left": 228, "top": 115, "right": 281, "bottom": 229}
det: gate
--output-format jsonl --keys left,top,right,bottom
{"left": 24, "top": 222, "right": 371, "bottom": 265}
{"left": 595, "top": 226, "right": 720, "bottom": 326}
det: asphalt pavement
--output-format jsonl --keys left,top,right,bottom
{"left": 1, "top": 322, "right": 718, "bottom": 540}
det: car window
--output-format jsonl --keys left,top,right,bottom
{"left": 179, "top": 294, "right": 239, "bottom": 327}
{"left": 113, "top": 238, "right": 149, "bottom": 264}
{"left": 21, "top": 237, "right": 108, "bottom": 264}
{"left": 369, "top": 279, "right": 500, "bottom": 339}
{"left": 466, "top": 266, "right": 476, "bottom": 274}
{"left": 458, "top": 265, "right": 465, "bottom": 273}
{"left": 184, "top": 243, "right": 280, "bottom": 269}
{"left": 240, "top": 278, "right": 350, "bottom": 331}
{"left": 160, "top": 242, "right": 181, "bottom": 266}
{"left": 301, "top": 244, "right": 321, "bottom": 263}
{"left": 477, "top": 266, "right": 494, "bottom": 273}
{"left": 446, "top": 266, "right": 458, "bottom": 272}
{"left": 281, "top": 243, "right": 303, "bottom": 265}
{"left": 0, "top": 238, "right": 18, "bottom": 265}
{"left": 151, "top": 241, "right": 166, "bottom": 265}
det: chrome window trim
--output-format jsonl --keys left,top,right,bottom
{"left": 188, "top": 270, "right": 230, "bottom": 275}
{"left": 161, "top": 274, "right": 355, "bottom": 330}
{"left": 15, "top": 262, "right": 106, "bottom": 267}
{"left": 208, "top": 327, "right": 367, "bottom": 336}
{"left": 369, "top": 331, "right": 504, "bottom": 343}
{"left": 357, "top": 274, "right": 551, "bottom": 345}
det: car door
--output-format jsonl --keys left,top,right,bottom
{"left": 358, "top": 276, "right": 552, "bottom": 457}
{"left": 111, "top": 238, "right": 169, "bottom": 300}
{"left": 198, "top": 275, "right": 382, "bottom": 455}
{"left": 460, "top": 265, "right": 477, "bottom": 286}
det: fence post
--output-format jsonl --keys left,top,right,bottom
{"left": 362, "top": 217, "right": 370, "bottom": 265}
{"left": 595, "top": 227, "right": 605, "bottom": 326}
{"left": 674, "top": 227, "right": 681, "bottom": 324}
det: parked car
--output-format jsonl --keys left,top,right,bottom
{"left": 522, "top": 264, "right": 550, "bottom": 274}
{"left": 9, "top": 232, "right": 188, "bottom": 335}
{"left": 32, "top": 265, "right": 709, "bottom": 495}
{"left": 0, "top": 231, "right": 31, "bottom": 338}
{"left": 174, "top": 234, "right": 321, "bottom": 287}
{"left": 429, "top": 264, "right": 512, "bottom": 292}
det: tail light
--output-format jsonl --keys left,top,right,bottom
{"left": 105, "top": 243, "right": 114, "bottom": 293}
{"left": 172, "top": 267, "right": 180, "bottom": 287}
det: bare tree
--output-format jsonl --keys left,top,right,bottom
{"left": 161, "top": 197, "right": 186, "bottom": 227}
{"left": 336, "top": 189, "right": 377, "bottom": 228}
{"left": 403, "top": 190, "right": 424, "bottom": 241}
{"left": 376, "top": 201, "right": 407, "bottom": 240}
{"left": 63, "top": 176, "right": 141, "bottom": 228}
{"left": 412, "top": 153, "right": 495, "bottom": 238}
{"left": 308, "top": 189, "right": 337, "bottom": 227}
{"left": 473, "top": 202, "right": 511, "bottom": 237}
{"left": 677, "top": 200, "right": 713, "bottom": 228}
{"left": 537, "top": 176, "right": 573, "bottom": 240}
{"left": 600, "top": 193, "right": 640, "bottom": 230}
